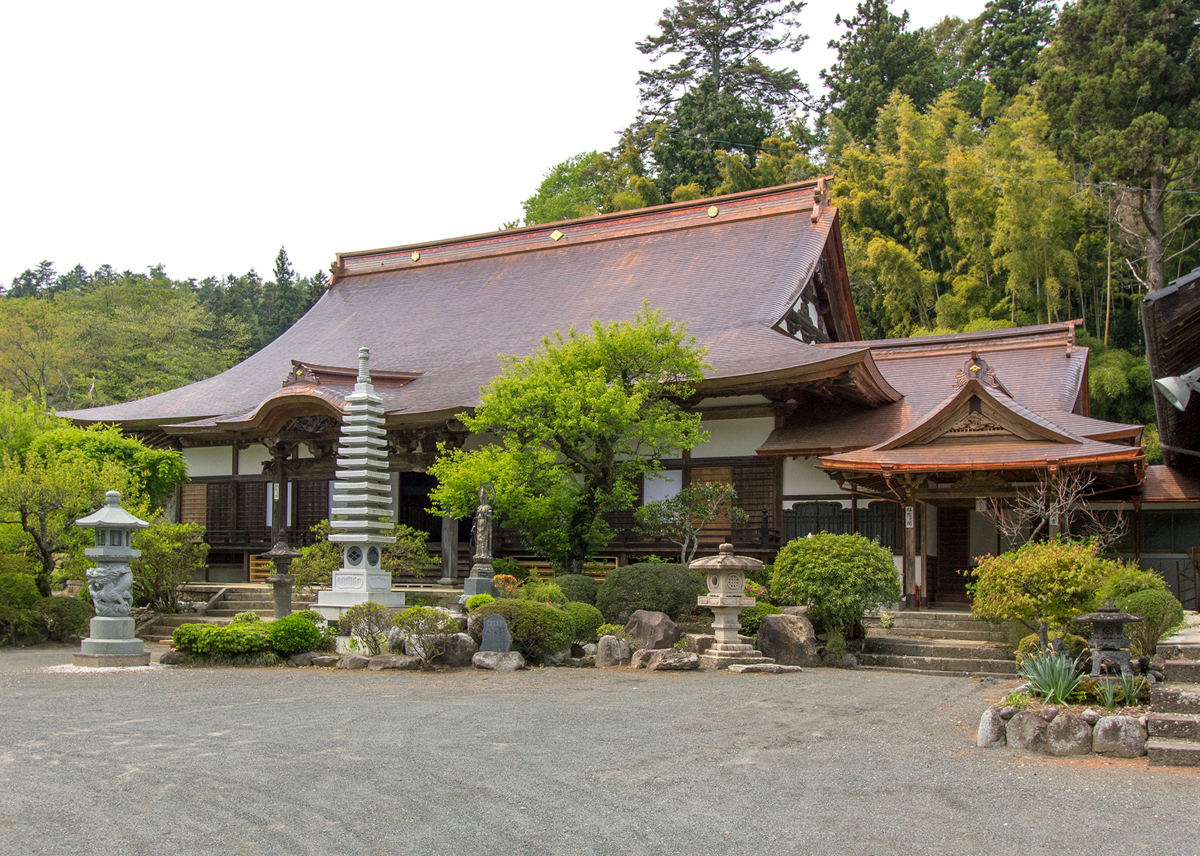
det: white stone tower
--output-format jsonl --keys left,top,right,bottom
{"left": 315, "top": 347, "right": 405, "bottom": 622}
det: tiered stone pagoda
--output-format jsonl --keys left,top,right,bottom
{"left": 315, "top": 347, "right": 405, "bottom": 623}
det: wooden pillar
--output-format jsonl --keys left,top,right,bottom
{"left": 439, "top": 514, "right": 459, "bottom": 585}
{"left": 850, "top": 485, "right": 858, "bottom": 534}
{"left": 904, "top": 499, "right": 917, "bottom": 608}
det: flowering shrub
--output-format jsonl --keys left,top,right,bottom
{"left": 492, "top": 574, "right": 519, "bottom": 598}
{"left": 744, "top": 580, "right": 768, "bottom": 600}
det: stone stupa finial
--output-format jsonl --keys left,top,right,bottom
{"left": 357, "top": 346, "right": 371, "bottom": 385}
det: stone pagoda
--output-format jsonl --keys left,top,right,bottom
{"left": 315, "top": 347, "right": 405, "bottom": 623}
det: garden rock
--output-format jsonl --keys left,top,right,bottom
{"left": 625, "top": 610, "right": 681, "bottom": 650}
{"left": 754, "top": 614, "right": 819, "bottom": 667}
{"left": 1040, "top": 706, "right": 1060, "bottom": 722}
{"left": 431, "top": 633, "right": 478, "bottom": 667}
{"left": 596, "top": 635, "right": 631, "bottom": 668}
{"left": 312, "top": 655, "right": 339, "bottom": 667}
{"left": 288, "top": 651, "right": 317, "bottom": 667}
{"left": 1080, "top": 709, "right": 1101, "bottom": 726}
{"left": 727, "top": 663, "right": 803, "bottom": 674}
{"left": 336, "top": 654, "right": 371, "bottom": 670}
{"left": 1092, "top": 716, "right": 1147, "bottom": 757}
{"left": 841, "top": 653, "right": 858, "bottom": 669}
{"left": 680, "top": 634, "right": 715, "bottom": 655}
{"left": 159, "top": 650, "right": 183, "bottom": 666}
{"left": 472, "top": 651, "right": 526, "bottom": 671}
{"left": 582, "top": 643, "right": 598, "bottom": 656}
{"left": 562, "top": 656, "right": 595, "bottom": 668}
{"left": 542, "top": 646, "right": 573, "bottom": 667}
{"left": 977, "top": 709, "right": 1006, "bottom": 748}
{"left": 631, "top": 649, "right": 655, "bottom": 669}
{"left": 1006, "top": 711, "right": 1048, "bottom": 751}
{"left": 647, "top": 649, "right": 700, "bottom": 671}
{"left": 998, "top": 707, "right": 1018, "bottom": 720}
{"left": 368, "top": 654, "right": 420, "bottom": 671}
{"left": 1046, "top": 714, "right": 1092, "bottom": 756}
{"left": 779, "top": 605, "right": 809, "bottom": 617}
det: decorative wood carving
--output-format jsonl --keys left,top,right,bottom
{"left": 953, "top": 351, "right": 1012, "bottom": 396}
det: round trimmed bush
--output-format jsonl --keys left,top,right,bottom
{"left": 268, "top": 613, "right": 323, "bottom": 654}
{"left": 466, "top": 593, "right": 495, "bottom": 612}
{"left": 37, "top": 596, "right": 92, "bottom": 641}
{"left": 555, "top": 574, "right": 600, "bottom": 605}
{"left": 562, "top": 601, "right": 604, "bottom": 643}
{"left": 518, "top": 580, "right": 567, "bottom": 606}
{"left": 231, "top": 611, "right": 262, "bottom": 624}
{"left": 738, "top": 602, "right": 782, "bottom": 636}
{"left": 595, "top": 562, "right": 706, "bottom": 624}
{"left": 1097, "top": 565, "right": 1166, "bottom": 606}
{"left": 770, "top": 533, "right": 901, "bottom": 635}
{"left": 1120, "top": 588, "right": 1185, "bottom": 656}
{"left": 469, "top": 599, "right": 576, "bottom": 662}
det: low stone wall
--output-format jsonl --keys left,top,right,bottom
{"left": 977, "top": 706, "right": 1147, "bottom": 757}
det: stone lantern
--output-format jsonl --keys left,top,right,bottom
{"left": 1076, "top": 598, "right": 1144, "bottom": 677}
{"left": 73, "top": 490, "right": 151, "bottom": 667}
{"left": 690, "top": 543, "right": 773, "bottom": 670}
{"left": 260, "top": 531, "right": 301, "bottom": 619}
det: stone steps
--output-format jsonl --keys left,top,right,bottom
{"left": 858, "top": 612, "right": 1017, "bottom": 676}
{"left": 859, "top": 664, "right": 1015, "bottom": 679}
{"left": 1147, "top": 713, "right": 1200, "bottom": 741}
{"left": 865, "top": 627, "right": 1010, "bottom": 643}
{"left": 1148, "top": 675, "right": 1200, "bottom": 767}
{"left": 863, "top": 637, "right": 1013, "bottom": 660}
{"left": 1164, "top": 660, "right": 1200, "bottom": 682}
{"left": 857, "top": 651, "right": 1017, "bottom": 675}
{"left": 1150, "top": 681, "right": 1200, "bottom": 715}
{"left": 1146, "top": 738, "right": 1200, "bottom": 767}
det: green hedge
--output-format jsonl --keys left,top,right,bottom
{"left": 470, "top": 600, "right": 576, "bottom": 661}
{"left": 562, "top": 601, "right": 604, "bottom": 643}
{"left": 555, "top": 575, "right": 599, "bottom": 606}
{"left": 595, "top": 562, "right": 705, "bottom": 623}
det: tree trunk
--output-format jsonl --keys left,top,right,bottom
{"left": 1038, "top": 620, "right": 1049, "bottom": 653}
{"left": 1145, "top": 175, "right": 1168, "bottom": 292}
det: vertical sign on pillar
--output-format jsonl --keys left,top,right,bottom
{"left": 904, "top": 504, "right": 917, "bottom": 608}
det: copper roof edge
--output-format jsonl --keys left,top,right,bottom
{"left": 329, "top": 179, "right": 832, "bottom": 284}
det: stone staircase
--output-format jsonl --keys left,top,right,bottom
{"left": 859, "top": 609, "right": 1017, "bottom": 677}
{"left": 1148, "top": 641, "right": 1200, "bottom": 767}
{"left": 137, "top": 587, "right": 304, "bottom": 643}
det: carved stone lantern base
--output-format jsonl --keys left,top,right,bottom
{"left": 73, "top": 616, "right": 150, "bottom": 667}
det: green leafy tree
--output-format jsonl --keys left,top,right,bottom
{"left": 394, "top": 605, "right": 461, "bottom": 668}
{"left": 430, "top": 304, "right": 709, "bottom": 574}
{"left": 31, "top": 424, "right": 188, "bottom": 508}
{"left": 978, "top": 0, "right": 1055, "bottom": 98}
{"left": 522, "top": 152, "right": 610, "bottom": 225}
{"left": 968, "top": 539, "right": 1118, "bottom": 650}
{"left": 635, "top": 481, "right": 750, "bottom": 563}
{"left": 1039, "top": 0, "right": 1200, "bottom": 293}
{"left": 130, "top": 521, "right": 209, "bottom": 612}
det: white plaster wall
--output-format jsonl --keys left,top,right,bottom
{"left": 183, "top": 446, "right": 232, "bottom": 477}
{"left": 239, "top": 444, "right": 272, "bottom": 474}
{"left": 782, "top": 456, "right": 841, "bottom": 495}
{"left": 644, "top": 470, "right": 682, "bottom": 504}
{"left": 691, "top": 417, "right": 775, "bottom": 459}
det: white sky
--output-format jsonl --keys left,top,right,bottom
{"left": 0, "top": 0, "right": 987, "bottom": 288}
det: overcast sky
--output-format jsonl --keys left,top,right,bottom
{"left": 0, "top": 0, "right": 987, "bottom": 288}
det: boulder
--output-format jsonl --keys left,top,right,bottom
{"left": 997, "top": 706, "right": 1019, "bottom": 720}
{"left": 631, "top": 648, "right": 655, "bottom": 669}
{"left": 647, "top": 649, "right": 700, "bottom": 671}
{"left": 562, "top": 656, "right": 595, "bottom": 668}
{"left": 727, "top": 663, "right": 803, "bottom": 674}
{"left": 755, "top": 614, "right": 820, "bottom": 667}
{"left": 977, "top": 709, "right": 1007, "bottom": 748}
{"left": 431, "top": 633, "right": 478, "bottom": 668}
{"left": 1092, "top": 716, "right": 1147, "bottom": 757}
{"left": 287, "top": 651, "right": 317, "bottom": 667}
{"left": 542, "top": 647, "right": 573, "bottom": 667}
{"left": 311, "top": 655, "right": 340, "bottom": 667}
{"left": 581, "top": 643, "right": 598, "bottom": 656}
{"left": 841, "top": 653, "right": 858, "bottom": 669}
{"left": 625, "top": 610, "right": 681, "bottom": 650}
{"left": 1040, "top": 706, "right": 1060, "bottom": 722}
{"left": 472, "top": 651, "right": 526, "bottom": 672}
{"left": 779, "top": 605, "right": 809, "bottom": 617}
{"left": 368, "top": 653, "right": 421, "bottom": 671}
{"left": 1005, "top": 711, "right": 1048, "bottom": 751}
{"left": 1046, "top": 714, "right": 1092, "bottom": 756}
{"left": 336, "top": 654, "right": 371, "bottom": 670}
{"left": 596, "top": 635, "right": 632, "bottom": 668}
{"left": 680, "top": 634, "right": 715, "bottom": 656}
{"left": 1080, "top": 709, "right": 1101, "bottom": 726}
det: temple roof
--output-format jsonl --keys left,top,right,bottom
{"left": 63, "top": 180, "right": 901, "bottom": 436}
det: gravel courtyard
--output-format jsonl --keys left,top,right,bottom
{"left": 1, "top": 644, "right": 1196, "bottom": 856}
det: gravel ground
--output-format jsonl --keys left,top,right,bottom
{"left": 1, "top": 643, "right": 1197, "bottom": 856}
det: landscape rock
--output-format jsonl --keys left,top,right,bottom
{"left": 841, "top": 653, "right": 858, "bottom": 669}
{"left": 582, "top": 643, "right": 598, "bottom": 656}
{"left": 754, "top": 614, "right": 819, "bottom": 667}
{"left": 596, "top": 635, "right": 632, "bottom": 667}
{"left": 1080, "top": 709, "right": 1101, "bottom": 726}
{"left": 159, "top": 650, "right": 183, "bottom": 666}
{"left": 430, "top": 633, "right": 478, "bottom": 668}
{"left": 1041, "top": 706, "right": 1060, "bottom": 722}
{"left": 1046, "top": 714, "right": 1092, "bottom": 756}
{"left": 288, "top": 651, "right": 317, "bottom": 667}
{"left": 1092, "top": 716, "right": 1147, "bottom": 757}
{"left": 625, "top": 610, "right": 681, "bottom": 650}
{"left": 647, "top": 649, "right": 700, "bottom": 671}
{"left": 562, "top": 656, "right": 595, "bottom": 668}
{"left": 1005, "top": 711, "right": 1048, "bottom": 751}
{"left": 631, "top": 648, "right": 655, "bottom": 669}
{"left": 779, "top": 605, "right": 809, "bottom": 617}
{"left": 368, "top": 653, "right": 421, "bottom": 671}
{"left": 311, "top": 655, "right": 339, "bottom": 667}
{"left": 997, "top": 706, "right": 1018, "bottom": 720}
{"left": 977, "top": 709, "right": 1007, "bottom": 748}
{"left": 472, "top": 651, "right": 526, "bottom": 672}
{"left": 336, "top": 654, "right": 371, "bottom": 670}
{"left": 726, "top": 663, "right": 803, "bottom": 674}
{"left": 542, "top": 646, "right": 573, "bottom": 667}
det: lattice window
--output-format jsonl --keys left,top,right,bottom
{"left": 732, "top": 462, "right": 776, "bottom": 541}
{"left": 206, "top": 482, "right": 233, "bottom": 533}
{"left": 294, "top": 479, "right": 330, "bottom": 536}
{"left": 237, "top": 481, "right": 268, "bottom": 542}
{"left": 180, "top": 483, "right": 207, "bottom": 527}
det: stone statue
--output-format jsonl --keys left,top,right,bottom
{"left": 86, "top": 562, "right": 134, "bottom": 618}
{"left": 472, "top": 482, "right": 495, "bottom": 567}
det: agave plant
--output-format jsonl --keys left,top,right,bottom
{"left": 1018, "top": 651, "right": 1084, "bottom": 706}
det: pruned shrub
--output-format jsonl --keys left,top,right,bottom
{"left": 738, "top": 602, "right": 781, "bottom": 636}
{"left": 594, "top": 562, "right": 705, "bottom": 624}
{"left": 0, "top": 571, "right": 43, "bottom": 645}
{"left": 172, "top": 622, "right": 271, "bottom": 656}
{"left": 493, "top": 556, "right": 534, "bottom": 583}
{"left": 268, "top": 613, "right": 323, "bottom": 655}
{"left": 392, "top": 606, "right": 460, "bottom": 668}
{"left": 1096, "top": 565, "right": 1166, "bottom": 606}
{"left": 466, "top": 593, "right": 495, "bottom": 612}
{"left": 340, "top": 601, "right": 393, "bottom": 656}
{"left": 469, "top": 599, "right": 575, "bottom": 662}
{"left": 231, "top": 611, "right": 262, "bottom": 624}
{"left": 492, "top": 574, "right": 520, "bottom": 598}
{"left": 562, "top": 601, "right": 604, "bottom": 643}
{"left": 37, "top": 595, "right": 92, "bottom": 641}
{"left": 130, "top": 520, "right": 208, "bottom": 612}
{"left": 770, "top": 533, "right": 901, "bottom": 636}
{"left": 518, "top": 580, "right": 567, "bottom": 606}
{"left": 1120, "top": 588, "right": 1184, "bottom": 656}
{"left": 555, "top": 574, "right": 599, "bottom": 605}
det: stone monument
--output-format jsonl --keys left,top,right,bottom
{"left": 261, "top": 531, "right": 301, "bottom": 619}
{"left": 690, "top": 543, "right": 773, "bottom": 669}
{"left": 73, "top": 491, "right": 151, "bottom": 667}
{"left": 463, "top": 483, "right": 496, "bottom": 599}
{"left": 315, "top": 347, "right": 406, "bottom": 624}
{"left": 480, "top": 613, "right": 512, "bottom": 652}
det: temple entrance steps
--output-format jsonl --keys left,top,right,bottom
{"left": 859, "top": 609, "right": 1017, "bottom": 677}
{"left": 1148, "top": 624, "right": 1200, "bottom": 767}
{"left": 135, "top": 586, "right": 312, "bottom": 643}
{"left": 205, "top": 588, "right": 278, "bottom": 620}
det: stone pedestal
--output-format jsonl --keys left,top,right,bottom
{"left": 266, "top": 573, "right": 294, "bottom": 620}
{"left": 463, "top": 574, "right": 494, "bottom": 599}
{"left": 73, "top": 617, "right": 150, "bottom": 667}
